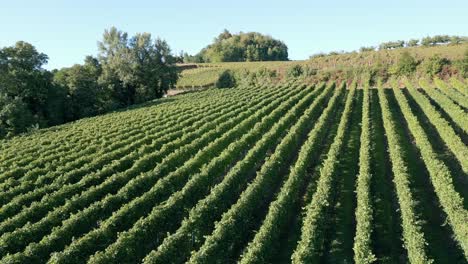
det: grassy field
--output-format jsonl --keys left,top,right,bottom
{"left": 176, "top": 43, "right": 468, "bottom": 88}
{"left": 0, "top": 77, "right": 466, "bottom": 263}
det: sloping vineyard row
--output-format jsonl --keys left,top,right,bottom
{"left": 0, "top": 78, "right": 466, "bottom": 264}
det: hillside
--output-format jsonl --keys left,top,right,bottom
{"left": 0, "top": 77, "right": 467, "bottom": 263}
{"left": 176, "top": 43, "right": 468, "bottom": 88}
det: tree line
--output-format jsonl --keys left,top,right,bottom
{"left": 310, "top": 35, "right": 467, "bottom": 58}
{"left": 376, "top": 35, "right": 467, "bottom": 51}
{"left": 0, "top": 27, "right": 178, "bottom": 139}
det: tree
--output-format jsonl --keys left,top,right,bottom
{"left": 183, "top": 52, "right": 204, "bottom": 63}
{"left": 421, "top": 54, "right": 450, "bottom": 76}
{"left": 53, "top": 56, "right": 106, "bottom": 120}
{"left": 421, "top": 36, "right": 432, "bottom": 47}
{"left": 391, "top": 51, "right": 418, "bottom": 76}
{"left": 359, "top": 46, "right": 375, "bottom": 52}
{"left": 287, "top": 64, "right": 304, "bottom": 78}
{"left": 216, "top": 70, "right": 236, "bottom": 88}
{"left": 98, "top": 27, "right": 179, "bottom": 106}
{"left": 407, "top": 39, "right": 419, "bottom": 47}
{"left": 421, "top": 35, "right": 452, "bottom": 46}
{"left": 379, "top": 40, "right": 404, "bottom": 50}
{"left": 197, "top": 31, "right": 288, "bottom": 62}
{"left": 453, "top": 48, "right": 468, "bottom": 78}
{"left": 216, "top": 29, "right": 233, "bottom": 41}
{"left": 44, "top": 71, "right": 68, "bottom": 125}
{"left": 0, "top": 94, "right": 35, "bottom": 138}
{"left": 0, "top": 41, "right": 58, "bottom": 134}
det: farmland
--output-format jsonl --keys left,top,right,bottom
{"left": 0, "top": 76, "right": 466, "bottom": 263}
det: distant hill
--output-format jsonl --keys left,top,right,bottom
{"left": 176, "top": 43, "right": 468, "bottom": 88}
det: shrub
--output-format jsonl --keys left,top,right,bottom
{"left": 390, "top": 51, "right": 418, "bottom": 76}
{"left": 421, "top": 54, "right": 450, "bottom": 77}
{"left": 407, "top": 39, "right": 419, "bottom": 47}
{"left": 287, "top": 65, "right": 303, "bottom": 78}
{"left": 359, "top": 46, "right": 375, "bottom": 52}
{"left": 303, "top": 65, "right": 318, "bottom": 76}
{"left": 453, "top": 49, "right": 468, "bottom": 78}
{"left": 216, "top": 70, "right": 236, "bottom": 88}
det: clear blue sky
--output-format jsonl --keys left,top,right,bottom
{"left": 1, "top": 0, "right": 467, "bottom": 69}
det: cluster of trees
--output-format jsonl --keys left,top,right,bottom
{"left": 184, "top": 30, "right": 288, "bottom": 63}
{"left": 373, "top": 35, "right": 467, "bottom": 51}
{"left": 420, "top": 35, "right": 466, "bottom": 46}
{"left": 0, "top": 27, "right": 178, "bottom": 139}
{"left": 379, "top": 40, "right": 405, "bottom": 50}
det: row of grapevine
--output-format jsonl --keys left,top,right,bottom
{"left": 449, "top": 78, "right": 468, "bottom": 95}
{"left": 0, "top": 83, "right": 223, "bottom": 156}
{"left": 0, "top": 83, "right": 291, "bottom": 234}
{"left": 0, "top": 82, "right": 283, "bottom": 217}
{"left": 238, "top": 82, "right": 351, "bottom": 264}
{"left": 42, "top": 82, "right": 305, "bottom": 264}
{"left": 291, "top": 82, "right": 355, "bottom": 263}
{"left": 188, "top": 82, "right": 340, "bottom": 263}
{"left": 418, "top": 79, "right": 468, "bottom": 133}
{"left": 0, "top": 82, "right": 295, "bottom": 233}
{"left": 0, "top": 84, "right": 253, "bottom": 170}
{"left": 433, "top": 78, "right": 468, "bottom": 109}
{"left": 144, "top": 83, "right": 330, "bottom": 264}
{"left": 376, "top": 83, "right": 431, "bottom": 263}
{"left": 0, "top": 82, "right": 302, "bottom": 263}
{"left": 352, "top": 79, "right": 376, "bottom": 263}
{"left": 395, "top": 81, "right": 468, "bottom": 258}
{"left": 407, "top": 80, "right": 468, "bottom": 173}
{"left": 82, "top": 83, "right": 324, "bottom": 264}
{"left": 0, "top": 87, "right": 282, "bottom": 254}
{"left": 0, "top": 84, "right": 265, "bottom": 185}
{"left": 0, "top": 90, "right": 199, "bottom": 167}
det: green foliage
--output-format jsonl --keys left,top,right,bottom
{"left": 191, "top": 83, "right": 337, "bottom": 263}
{"left": 287, "top": 64, "right": 303, "bottom": 78}
{"left": 0, "top": 28, "right": 180, "bottom": 139}
{"left": 379, "top": 40, "right": 405, "bottom": 50}
{"left": 0, "top": 41, "right": 54, "bottom": 137}
{"left": 391, "top": 51, "right": 418, "bottom": 76}
{"left": 215, "top": 70, "right": 236, "bottom": 88}
{"left": 240, "top": 83, "right": 341, "bottom": 264}
{"left": 292, "top": 83, "right": 352, "bottom": 263}
{"left": 302, "top": 65, "right": 318, "bottom": 76}
{"left": 421, "top": 54, "right": 450, "bottom": 76}
{"left": 98, "top": 27, "right": 179, "bottom": 106}
{"left": 401, "top": 80, "right": 468, "bottom": 258}
{"left": 418, "top": 78, "right": 468, "bottom": 172}
{"left": 407, "top": 39, "right": 419, "bottom": 47}
{"left": 234, "top": 67, "right": 278, "bottom": 86}
{"left": 0, "top": 94, "right": 35, "bottom": 138}
{"left": 378, "top": 80, "right": 432, "bottom": 263}
{"left": 421, "top": 35, "right": 451, "bottom": 46}
{"left": 453, "top": 49, "right": 468, "bottom": 78}
{"left": 360, "top": 46, "right": 375, "bottom": 52}
{"left": 53, "top": 56, "right": 107, "bottom": 120}
{"left": 0, "top": 79, "right": 466, "bottom": 263}
{"left": 195, "top": 30, "right": 288, "bottom": 62}
{"left": 353, "top": 79, "right": 376, "bottom": 264}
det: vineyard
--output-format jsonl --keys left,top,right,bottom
{"left": 0, "top": 78, "right": 467, "bottom": 264}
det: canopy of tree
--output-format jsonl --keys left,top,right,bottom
{"left": 185, "top": 30, "right": 288, "bottom": 63}
{"left": 0, "top": 27, "right": 178, "bottom": 139}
